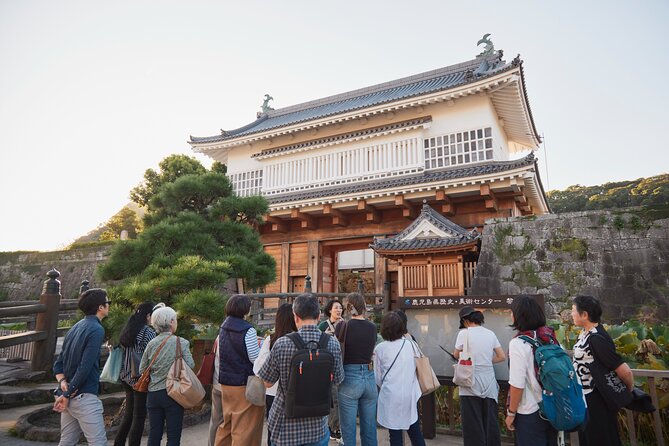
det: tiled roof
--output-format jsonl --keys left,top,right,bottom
{"left": 371, "top": 203, "right": 480, "bottom": 252}
{"left": 190, "top": 54, "right": 513, "bottom": 144}
{"left": 266, "top": 152, "right": 536, "bottom": 205}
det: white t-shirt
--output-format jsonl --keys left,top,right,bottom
{"left": 253, "top": 335, "right": 277, "bottom": 396}
{"left": 454, "top": 326, "right": 502, "bottom": 401}
{"left": 508, "top": 337, "right": 543, "bottom": 414}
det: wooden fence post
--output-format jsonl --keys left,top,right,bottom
{"left": 31, "top": 268, "right": 62, "bottom": 373}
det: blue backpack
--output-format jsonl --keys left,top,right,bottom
{"left": 519, "top": 335, "right": 586, "bottom": 432}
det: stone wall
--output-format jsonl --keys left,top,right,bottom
{"left": 472, "top": 209, "right": 669, "bottom": 323}
{"left": 0, "top": 246, "right": 112, "bottom": 301}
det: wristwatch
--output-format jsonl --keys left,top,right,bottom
{"left": 507, "top": 409, "right": 517, "bottom": 417}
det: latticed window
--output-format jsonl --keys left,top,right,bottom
{"left": 229, "top": 169, "right": 263, "bottom": 197}
{"left": 424, "top": 127, "right": 493, "bottom": 170}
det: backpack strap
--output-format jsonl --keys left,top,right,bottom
{"left": 317, "top": 332, "right": 331, "bottom": 350}
{"left": 286, "top": 332, "right": 307, "bottom": 350}
{"left": 518, "top": 334, "right": 543, "bottom": 388}
{"left": 519, "top": 335, "right": 542, "bottom": 349}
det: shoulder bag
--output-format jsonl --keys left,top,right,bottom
{"left": 587, "top": 334, "right": 632, "bottom": 411}
{"left": 196, "top": 337, "right": 217, "bottom": 386}
{"left": 167, "top": 337, "right": 206, "bottom": 408}
{"left": 452, "top": 329, "right": 474, "bottom": 387}
{"left": 133, "top": 335, "right": 171, "bottom": 393}
{"left": 411, "top": 340, "right": 440, "bottom": 395}
{"left": 245, "top": 375, "right": 266, "bottom": 406}
{"left": 381, "top": 338, "right": 406, "bottom": 385}
{"left": 100, "top": 346, "right": 123, "bottom": 384}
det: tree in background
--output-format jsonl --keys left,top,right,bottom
{"left": 547, "top": 173, "right": 669, "bottom": 213}
{"left": 129, "top": 154, "right": 207, "bottom": 207}
{"left": 100, "top": 155, "right": 275, "bottom": 338}
{"left": 99, "top": 206, "right": 143, "bottom": 241}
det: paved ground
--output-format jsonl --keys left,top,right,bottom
{"left": 0, "top": 400, "right": 465, "bottom": 446}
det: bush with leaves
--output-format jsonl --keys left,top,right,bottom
{"left": 98, "top": 155, "right": 275, "bottom": 341}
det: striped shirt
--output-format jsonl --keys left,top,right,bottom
{"left": 119, "top": 325, "right": 155, "bottom": 386}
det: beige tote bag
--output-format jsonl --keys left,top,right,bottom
{"left": 411, "top": 340, "right": 440, "bottom": 395}
{"left": 167, "top": 337, "right": 205, "bottom": 409}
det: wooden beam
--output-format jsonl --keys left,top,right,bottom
{"left": 265, "top": 215, "right": 288, "bottom": 233}
{"left": 323, "top": 204, "right": 349, "bottom": 227}
{"left": 366, "top": 208, "right": 381, "bottom": 223}
{"left": 358, "top": 199, "right": 381, "bottom": 223}
{"left": 394, "top": 195, "right": 416, "bottom": 219}
{"left": 290, "top": 209, "right": 316, "bottom": 229}
{"left": 480, "top": 184, "right": 498, "bottom": 211}
{"left": 435, "top": 189, "right": 456, "bottom": 216}
{"left": 0, "top": 330, "right": 47, "bottom": 349}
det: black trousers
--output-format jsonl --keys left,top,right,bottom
{"left": 460, "top": 396, "right": 501, "bottom": 446}
{"left": 114, "top": 381, "right": 148, "bottom": 446}
{"left": 147, "top": 389, "right": 184, "bottom": 446}
{"left": 579, "top": 388, "right": 622, "bottom": 446}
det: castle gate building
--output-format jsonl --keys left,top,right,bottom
{"left": 189, "top": 43, "right": 549, "bottom": 309}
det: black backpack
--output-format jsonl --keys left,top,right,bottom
{"left": 284, "top": 332, "right": 335, "bottom": 418}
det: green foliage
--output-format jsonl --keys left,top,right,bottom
{"left": 101, "top": 304, "right": 133, "bottom": 345}
{"left": 99, "top": 155, "right": 274, "bottom": 341}
{"left": 144, "top": 172, "right": 233, "bottom": 225}
{"left": 99, "top": 207, "right": 143, "bottom": 241}
{"left": 547, "top": 174, "right": 669, "bottom": 213}
{"left": 174, "top": 289, "right": 227, "bottom": 324}
{"left": 66, "top": 240, "right": 117, "bottom": 250}
{"left": 492, "top": 225, "right": 534, "bottom": 265}
{"left": 512, "top": 261, "right": 543, "bottom": 289}
{"left": 130, "top": 154, "right": 207, "bottom": 207}
{"left": 0, "top": 289, "right": 8, "bottom": 302}
{"left": 548, "top": 237, "right": 588, "bottom": 260}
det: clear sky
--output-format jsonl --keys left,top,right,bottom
{"left": 1, "top": 1, "right": 667, "bottom": 252}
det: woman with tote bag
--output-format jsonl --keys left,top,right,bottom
{"left": 114, "top": 302, "right": 155, "bottom": 446}
{"left": 138, "top": 305, "right": 194, "bottom": 446}
{"left": 374, "top": 312, "right": 426, "bottom": 446}
{"left": 453, "top": 306, "right": 506, "bottom": 446}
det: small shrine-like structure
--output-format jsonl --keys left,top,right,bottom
{"left": 371, "top": 202, "right": 479, "bottom": 305}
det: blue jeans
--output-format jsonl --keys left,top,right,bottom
{"left": 338, "top": 364, "right": 378, "bottom": 446}
{"left": 270, "top": 432, "right": 329, "bottom": 446}
{"left": 147, "top": 389, "right": 184, "bottom": 446}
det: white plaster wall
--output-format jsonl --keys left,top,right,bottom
{"left": 422, "top": 95, "right": 510, "bottom": 161}
{"left": 226, "top": 145, "right": 263, "bottom": 174}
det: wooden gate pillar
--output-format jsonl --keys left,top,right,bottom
{"left": 31, "top": 268, "right": 62, "bottom": 373}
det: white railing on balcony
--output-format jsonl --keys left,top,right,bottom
{"left": 262, "top": 137, "right": 423, "bottom": 195}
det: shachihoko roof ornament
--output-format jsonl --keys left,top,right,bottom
{"left": 477, "top": 33, "right": 495, "bottom": 58}
{"left": 261, "top": 94, "right": 274, "bottom": 113}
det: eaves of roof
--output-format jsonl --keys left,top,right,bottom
{"left": 266, "top": 152, "right": 536, "bottom": 206}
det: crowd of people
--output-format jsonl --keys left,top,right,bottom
{"left": 52, "top": 289, "right": 635, "bottom": 446}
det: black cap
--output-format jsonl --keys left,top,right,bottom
{"left": 458, "top": 306, "right": 481, "bottom": 329}
{"left": 459, "top": 306, "right": 477, "bottom": 319}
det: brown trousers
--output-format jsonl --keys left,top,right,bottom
{"left": 214, "top": 384, "right": 263, "bottom": 446}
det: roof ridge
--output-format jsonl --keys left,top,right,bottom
{"left": 267, "top": 58, "right": 485, "bottom": 119}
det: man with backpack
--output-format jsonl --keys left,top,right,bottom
{"left": 258, "top": 293, "right": 344, "bottom": 446}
